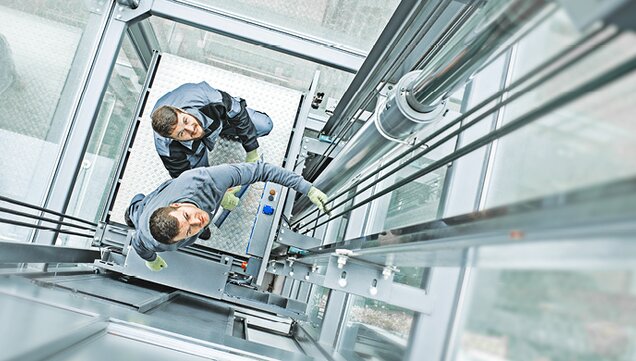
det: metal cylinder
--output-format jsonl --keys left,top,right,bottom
{"left": 407, "top": 0, "right": 547, "bottom": 112}
{"left": 292, "top": 76, "right": 445, "bottom": 218}
{"left": 292, "top": 0, "right": 548, "bottom": 221}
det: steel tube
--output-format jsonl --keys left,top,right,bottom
{"left": 408, "top": 0, "right": 547, "bottom": 112}
{"left": 0, "top": 207, "right": 96, "bottom": 232}
{"left": 292, "top": 27, "right": 617, "bottom": 228}
{"left": 302, "top": 56, "right": 636, "bottom": 232}
{"left": 0, "top": 218, "right": 96, "bottom": 238}
{"left": 293, "top": 0, "right": 548, "bottom": 220}
{"left": 0, "top": 195, "right": 98, "bottom": 227}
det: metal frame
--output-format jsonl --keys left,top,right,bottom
{"left": 126, "top": 19, "right": 160, "bottom": 69}
{"left": 293, "top": 175, "right": 636, "bottom": 268}
{"left": 268, "top": 255, "right": 432, "bottom": 314}
{"left": 37, "top": 3, "right": 146, "bottom": 245}
{"left": 295, "top": 32, "right": 631, "bottom": 232}
{"left": 101, "top": 51, "right": 161, "bottom": 224}
{"left": 0, "top": 241, "right": 100, "bottom": 264}
{"left": 150, "top": 0, "right": 364, "bottom": 72}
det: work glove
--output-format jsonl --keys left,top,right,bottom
{"left": 245, "top": 149, "right": 260, "bottom": 163}
{"left": 308, "top": 186, "right": 330, "bottom": 215}
{"left": 221, "top": 186, "right": 241, "bottom": 211}
{"left": 145, "top": 255, "right": 167, "bottom": 272}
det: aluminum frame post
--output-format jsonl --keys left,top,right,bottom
{"left": 37, "top": 4, "right": 149, "bottom": 246}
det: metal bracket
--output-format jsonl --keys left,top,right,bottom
{"left": 301, "top": 137, "right": 345, "bottom": 159}
{"left": 277, "top": 227, "right": 322, "bottom": 249}
{"left": 95, "top": 248, "right": 231, "bottom": 299}
{"left": 113, "top": 0, "right": 151, "bottom": 22}
{"left": 267, "top": 260, "right": 325, "bottom": 284}
{"left": 269, "top": 253, "right": 432, "bottom": 314}
{"left": 93, "top": 222, "right": 129, "bottom": 247}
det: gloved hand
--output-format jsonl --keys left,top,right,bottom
{"left": 221, "top": 186, "right": 241, "bottom": 211}
{"left": 308, "top": 186, "right": 330, "bottom": 215}
{"left": 145, "top": 255, "right": 167, "bottom": 272}
{"left": 245, "top": 149, "right": 260, "bottom": 163}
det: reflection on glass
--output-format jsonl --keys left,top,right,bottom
{"left": 64, "top": 35, "right": 145, "bottom": 246}
{"left": 340, "top": 295, "right": 414, "bottom": 361}
{"left": 183, "top": 0, "right": 400, "bottom": 52}
{"left": 365, "top": 153, "right": 448, "bottom": 235}
{"left": 0, "top": 0, "right": 92, "bottom": 242}
{"left": 457, "top": 269, "right": 636, "bottom": 361}
{"left": 483, "top": 8, "right": 636, "bottom": 208}
{"left": 303, "top": 285, "right": 330, "bottom": 339}
{"left": 149, "top": 17, "right": 355, "bottom": 95}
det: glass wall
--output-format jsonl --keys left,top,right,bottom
{"left": 184, "top": 0, "right": 400, "bottom": 53}
{"left": 456, "top": 269, "right": 636, "bottom": 361}
{"left": 64, "top": 35, "right": 146, "bottom": 240}
{"left": 0, "top": 0, "right": 99, "bottom": 242}
{"left": 149, "top": 17, "right": 355, "bottom": 96}
{"left": 484, "top": 10, "right": 636, "bottom": 208}
{"left": 339, "top": 295, "right": 415, "bottom": 361}
{"left": 303, "top": 285, "right": 331, "bottom": 339}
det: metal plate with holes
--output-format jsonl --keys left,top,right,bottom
{"left": 111, "top": 54, "right": 301, "bottom": 255}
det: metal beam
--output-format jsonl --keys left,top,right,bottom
{"left": 0, "top": 241, "right": 100, "bottom": 264}
{"left": 126, "top": 19, "right": 160, "bottom": 69}
{"left": 150, "top": 0, "right": 364, "bottom": 72}
{"left": 293, "top": 176, "right": 636, "bottom": 269}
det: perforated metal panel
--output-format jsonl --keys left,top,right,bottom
{"left": 111, "top": 54, "right": 301, "bottom": 255}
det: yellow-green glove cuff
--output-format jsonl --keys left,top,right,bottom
{"left": 145, "top": 255, "right": 167, "bottom": 272}
{"left": 245, "top": 149, "right": 260, "bottom": 163}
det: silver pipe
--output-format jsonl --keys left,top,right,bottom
{"left": 408, "top": 0, "right": 547, "bottom": 112}
{"left": 292, "top": 0, "right": 548, "bottom": 221}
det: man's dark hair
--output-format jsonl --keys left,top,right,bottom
{"left": 151, "top": 105, "right": 180, "bottom": 137}
{"left": 149, "top": 206, "right": 179, "bottom": 244}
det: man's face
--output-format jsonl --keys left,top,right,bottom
{"left": 168, "top": 203, "right": 210, "bottom": 242}
{"left": 169, "top": 110, "right": 204, "bottom": 141}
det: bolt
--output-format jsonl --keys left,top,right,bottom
{"left": 281, "top": 229, "right": 285, "bottom": 234}
{"left": 116, "top": 14, "right": 121, "bottom": 19}
{"left": 337, "top": 255, "right": 348, "bottom": 269}
{"left": 382, "top": 267, "right": 393, "bottom": 280}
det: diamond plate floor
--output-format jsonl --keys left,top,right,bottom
{"left": 112, "top": 54, "right": 301, "bottom": 255}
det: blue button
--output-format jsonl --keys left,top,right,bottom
{"left": 262, "top": 205, "right": 274, "bottom": 215}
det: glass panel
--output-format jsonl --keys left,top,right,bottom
{"left": 64, "top": 35, "right": 146, "bottom": 246}
{"left": 364, "top": 120, "right": 459, "bottom": 235}
{"left": 339, "top": 295, "right": 415, "bottom": 361}
{"left": 149, "top": 17, "right": 355, "bottom": 94}
{"left": 0, "top": 0, "right": 97, "bottom": 242}
{"left": 303, "top": 285, "right": 330, "bottom": 339}
{"left": 484, "top": 10, "right": 636, "bottom": 208}
{"left": 456, "top": 269, "right": 636, "bottom": 361}
{"left": 184, "top": 0, "right": 400, "bottom": 52}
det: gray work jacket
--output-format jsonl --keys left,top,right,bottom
{"left": 129, "top": 162, "right": 312, "bottom": 261}
{"left": 153, "top": 82, "right": 260, "bottom": 178}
